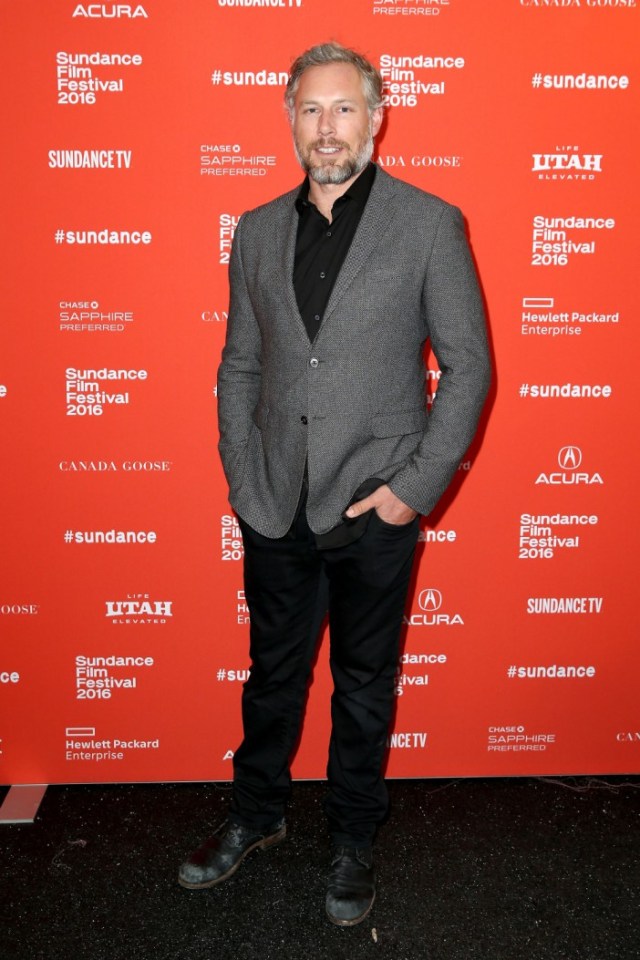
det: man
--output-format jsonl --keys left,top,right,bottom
{"left": 179, "top": 42, "right": 490, "bottom": 926}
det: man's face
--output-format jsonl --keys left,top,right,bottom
{"left": 291, "top": 62, "right": 383, "bottom": 186}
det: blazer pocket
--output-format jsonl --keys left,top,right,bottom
{"left": 372, "top": 409, "right": 428, "bottom": 437}
{"left": 251, "top": 404, "right": 269, "bottom": 430}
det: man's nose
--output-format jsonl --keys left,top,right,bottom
{"left": 317, "top": 109, "right": 335, "bottom": 136}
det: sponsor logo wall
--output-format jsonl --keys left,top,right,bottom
{"left": 1, "top": 1, "right": 637, "bottom": 785}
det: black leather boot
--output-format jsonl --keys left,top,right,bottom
{"left": 178, "top": 819, "right": 286, "bottom": 889}
{"left": 325, "top": 845, "right": 375, "bottom": 926}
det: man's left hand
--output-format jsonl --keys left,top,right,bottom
{"left": 344, "top": 484, "right": 418, "bottom": 525}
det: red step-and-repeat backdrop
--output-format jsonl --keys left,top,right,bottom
{"left": 1, "top": 0, "right": 638, "bottom": 786}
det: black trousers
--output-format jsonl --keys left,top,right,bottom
{"left": 230, "top": 500, "right": 419, "bottom": 845}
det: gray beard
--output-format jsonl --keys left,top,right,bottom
{"left": 295, "top": 133, "right": 374, "bottom": 185}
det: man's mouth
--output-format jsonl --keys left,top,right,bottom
{"left": 313, "top": 142, "right": 347, "bottom": 156}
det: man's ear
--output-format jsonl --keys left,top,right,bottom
{"left": 370, "top": 106, "right": 383, "bottom": 138}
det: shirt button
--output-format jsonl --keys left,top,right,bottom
{"left": 326, "top": 230, "right": 332, "bottom": 237}
{"left": 319, "top": 272, "right": 326, "bottom": 279}
{"left": 314, "top": 314, "right": 320, "bottom": 322}
{"left": 300, "top": 416, "right": 308, "bottom": 425}
{"left": 309, "top": 358, "right": 319, "bottom": 368}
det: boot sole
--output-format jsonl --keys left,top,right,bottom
{"left": 178, "top": 824, "right": 287, "bottom": 890}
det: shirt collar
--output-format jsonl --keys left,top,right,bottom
{"left": 295, "top": 162, "right": 377, "bottom": 216}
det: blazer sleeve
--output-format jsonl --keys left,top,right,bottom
{"left": 216, "top": 215, "right": 262, "bottom": 488}
{"left": 387, "top": 204, "right": 491, "bottom": 517}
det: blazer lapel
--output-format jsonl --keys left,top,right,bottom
{"left": 322, "top": 167, "right": 400, "bottom": 323}
{"left": 276, "top": 195, "right": 310, "bottom": 341}
{"left": 271, "top": 167, "right": 400, "bottom": 341}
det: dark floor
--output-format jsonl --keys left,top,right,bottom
{"left": 1, "top": 777, "right": 639, "bottom": 960}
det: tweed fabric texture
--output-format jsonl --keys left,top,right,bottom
{"left": 217, "top": 166, "right": 491, "bottom": 537}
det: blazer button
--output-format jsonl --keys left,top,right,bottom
{"left": 309, "top": 358, "right": 319, "bottom": 368}
{"left": 300, "top": 416, "right": 308, "bottom": 425}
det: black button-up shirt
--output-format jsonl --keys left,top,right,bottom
{"left": 293, "top": 162, "right": 376, "bottom": 342}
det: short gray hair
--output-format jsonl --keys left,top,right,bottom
{"left": 285, "top": 42, "right": 384, "bottom": 116}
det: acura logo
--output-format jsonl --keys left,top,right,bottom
{"left": 418, "top": 589, "right": 443, "bottom": 612}
{"left": 558, "top": 446, "right": 582, "bottom": 471}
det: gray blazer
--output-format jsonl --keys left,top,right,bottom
{"left": 217, "top": 166, "right": 491, "bottom": 537}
